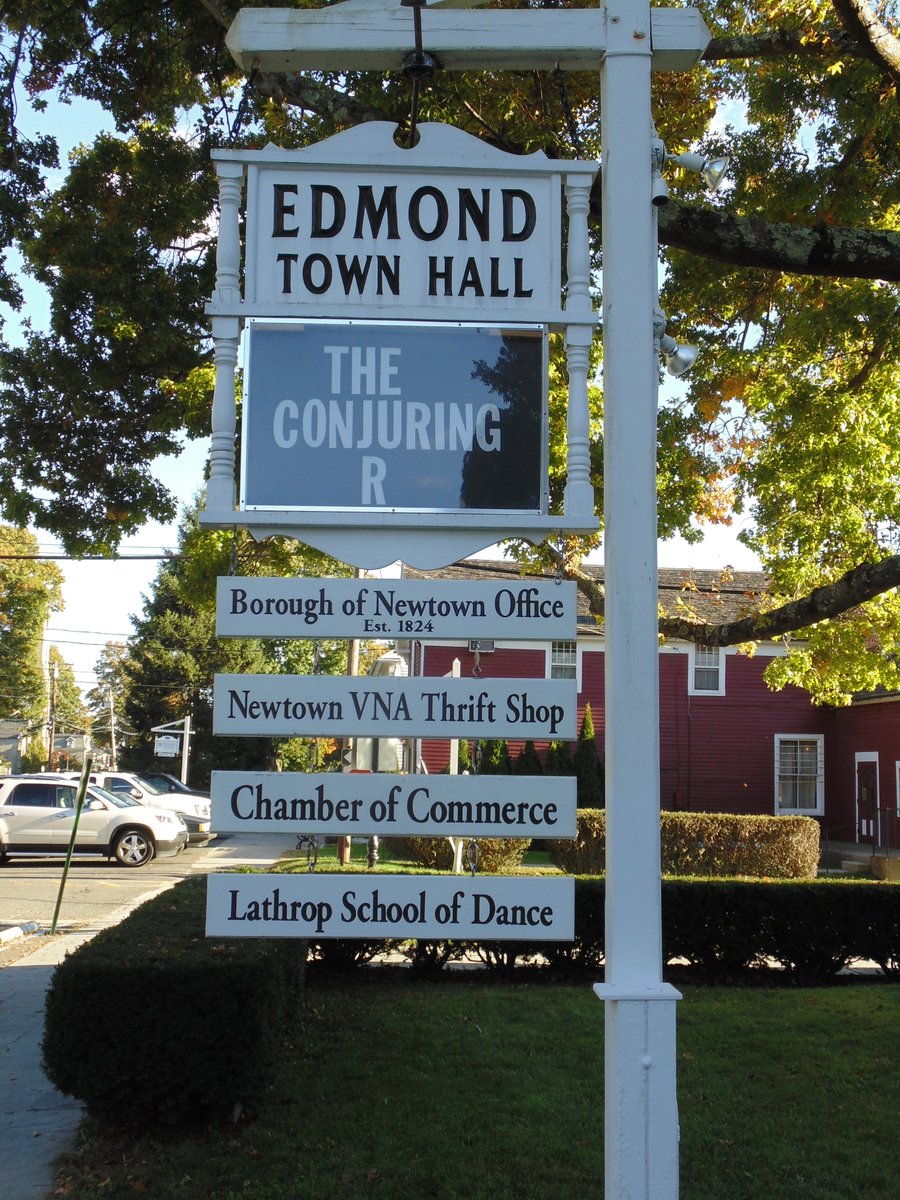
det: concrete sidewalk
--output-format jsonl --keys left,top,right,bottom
{"left": 0, "top": 884, "right": 176, "bottom": 1199}
{"left": 0, "top": 834, "right": 297, "bottom": 1199}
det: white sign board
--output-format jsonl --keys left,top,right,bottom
{"left": 206, "top": 873, "right": 574, "bottom": 941}
{"left": 154, "top": 735, "right": 180, "bottom": 758}
{"left": 241, "top": 124, "right": 561, "bottom": 320}
{"left": 211, "top": 771, "right": 576, "bottom": 838}
{"left": 241, "top": 321, "right": 548, "bottom": 516}
{"left": 213, "top": 674, "right": 576, "bottom": 740}
{"left": 216, "top": 576, "right": 577, "bottom": 641}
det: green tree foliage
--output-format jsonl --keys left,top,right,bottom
{"left": 476, "top": 737, "right": 511, "bottom": 775}
{"left": 544, "top": 739, "right": 574, "bottom": 777}
{"left": 85, "top": 641, "right": 131, "bottom": 758}
{"left": 48, "top": 644, "right": 86, "bottom": 731}
{"left": 513, "top": 739, "right": 543, "bottom": 776}
{"left": 0, "top": 2, "right": 898, "bottom": 698}
{"left": 0, "top": 525, "right": 62, "bottom": 723}
{"left": 574, "top": 703, "right": 603, "bottom": 807}
{"left": 117, "top": 507, "right": 351, "bottom": 786}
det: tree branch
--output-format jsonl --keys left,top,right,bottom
{"left": 652, "top": 198, "right": 900, "bottom": 283}
{"left": 831, "top": 0, "right": 900, "bottom": 84}
{"left": 559, "top": 554, "right": 900, "bottom": 646}
{"left": 657, "top": 555, "right": 900, "bottom": 645}
{"left": 253, "top": 72, "right": 388, "bottom": 125}
{"left": 704, "top": 28, "right": 874, "bottom": 65}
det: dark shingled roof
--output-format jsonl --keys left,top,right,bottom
{"left": 401, "top": 558, "right": 770, "bottom": 634}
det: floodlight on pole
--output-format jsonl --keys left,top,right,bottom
{"left": 653, "top": 310, "right": 699, "bottom": 377}
{"left": 666, "top": 150, "right": 730, "bottom": 192}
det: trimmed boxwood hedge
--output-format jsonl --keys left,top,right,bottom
{"left": 41, "top": 873, "right": 900, "bottom": 1134}
{"left": 384, "top": 834, "right": 531, "bottom": 873}
{"left": 308, "top": 876, "right": 900, "bottom": 981}
{"left": 548, "top": 809, "right": 821, "bottom": 878}
{"left": 42, "top": 875, "right": 307, "bottom": 1127}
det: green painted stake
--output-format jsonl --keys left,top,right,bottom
{"left": 49, "top": 753, "right": 94, "bottom": 936}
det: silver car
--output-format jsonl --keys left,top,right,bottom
{"left": 65, "top": 770, "right": 213, "bottom": 844}
{"left": 0, "top": 776, "right": 187, "bottom": 867}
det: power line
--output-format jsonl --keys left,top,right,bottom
{"left": 0, "top": 553, "right": 178, "bottom": 561}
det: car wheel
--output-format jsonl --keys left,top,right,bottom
{"left": 113, "top": 828, "right": 155, "bottom": 867}
{"left": 0, "top": 843, "right": 7, "bottom": 864}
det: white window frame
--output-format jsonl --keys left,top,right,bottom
{"left": 547, "top": 640, "right": 581, "bottom": 689}
{"left": 774, "top": 734, "right": 825, "bottom": 816}
{"left": 688, "top": 642, "right": 726, "bottom": 696}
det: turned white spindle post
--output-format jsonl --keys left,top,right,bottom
{"left": 563, "top": 172, "right": 596, "bottom": 521}
{"left": 206, "top": 160, "right": 243, "bottom": 513}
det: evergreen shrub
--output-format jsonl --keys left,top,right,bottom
{"left": 42, "top": 875, "right": 306, "bottom": 1127}
{"left": 384, "top": 834, "right": 531, "bottom": 872}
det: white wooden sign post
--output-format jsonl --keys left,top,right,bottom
{"left": 209, "top": 3, "right": 710, "bottom": 1198}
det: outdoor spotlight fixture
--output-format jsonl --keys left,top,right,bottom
{"left": 660, "top": 333, "right": 699, "bottom": 377}
{"left": 666, "top": 150, "right": 730, "bottom": 192}
{"left": 654, "top": 310, "right": 699, "bottom": 377}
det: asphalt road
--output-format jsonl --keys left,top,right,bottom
{"left": 0, "top": 833, "right": 299, "bottom": 932}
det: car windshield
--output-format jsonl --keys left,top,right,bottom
{"left": 91, "top": 786, "right": 142, "bottom": 809}
{"left": 132, "top": 775, "right": 164, "bottom": 795}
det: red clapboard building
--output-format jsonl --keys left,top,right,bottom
{"left": 398, "top": 559, "right": 900, "bottom": 853}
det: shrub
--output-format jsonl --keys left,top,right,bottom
{"left": 43, "top": 875, "right": 306, "bottom": 1127}
{"left": 660, "top": 812, "right": 820, "bottom": 878}
{"left": 513, "top": 739, "right": 543, "bottom": 775}
{"left": 383, "top": 834, "right": 531, "bottom": 873}
{"left": 311, "top": 877, "right": 900, "bottom": 982}
{"left": 543, "top": 739, "right": 573, "bottom": 775}
{"left": 547, "top": 808, "right": 606, "bottom": 874}
{"left": 548, "top": 809, "right": 820, "bottom": 879}
{"left": 574, "top": 705, "right": 603, "bottom": 807}
{"left": 477, "top": 738, "right": 511, "bottom": 774}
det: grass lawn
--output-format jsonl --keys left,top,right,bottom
{"left": 54, "top": 976, "right": 899, "bottom": 1200}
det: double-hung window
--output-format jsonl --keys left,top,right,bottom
{"left": 549, "top": 640, "right": 579, "bottom": 686}
{"left": 775, "top": 735, "right": 824, "bottom": 814}
{"left": 688, "top": 643, "right": 726, "bottom": 695}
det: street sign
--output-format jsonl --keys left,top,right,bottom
{"left": 237, "top": 127, "right": 562, "bottom": 321}
{"left": 215, "top": 576, "right": 577, "bottom": 640}
{"left": 241, "top": 321, "right": 546, "bottom": 515}
{"left": 213, "top": 673, "right": 577, "bottom": 740}
{"left": 154, "top": 735, "right": 180, "bottom": 758}
{"left": 211, "top": 770, "right": 577, "bottom": 838}
{"left": 200, "top": 122, "right": 600, "bottom": 565}
{"left": 206, "top": 872, "right": 574, "bottom": 941}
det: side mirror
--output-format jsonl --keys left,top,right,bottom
{"left": 84, "top": 798, "right": 105, "bottom": 812}
{"left": 129, "top": 788, "right": 142, "bottom": 799}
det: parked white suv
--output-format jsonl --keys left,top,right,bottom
{"left": 0, "top": 776, "right": 188, "bottom": 867}
{"left": 67, "top": 771, "right": 212, "bottom": 843}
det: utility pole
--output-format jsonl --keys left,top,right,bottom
{"left": 46, "top": 660, "right": 59, "bottom": 771}
{"left": 108, "top": 686, "right": 118, "bottom": 769}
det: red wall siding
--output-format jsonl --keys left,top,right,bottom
{"left": 410, "top": 640, "right": 848, "bottom": 824}
{"left": 658, "top": 651, "right": 831, "bottom": 816}
{"left": 826, "top": 700, "right": 900, "bottom": 840}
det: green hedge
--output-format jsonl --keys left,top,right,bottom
{"left": 547, "top": 809, "right": 820, "bottom": 878}
{"left": 42, "top": 876, "right": 307, "bottom": 1127}
{"left": 308, "top": 877, "right": 900, "bottom": 981}
{"left": 383, "top": 835, "right": 531, "bottom": 873}
{"left": 42, "top": 873, "right": 900, "bottom": 1135}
